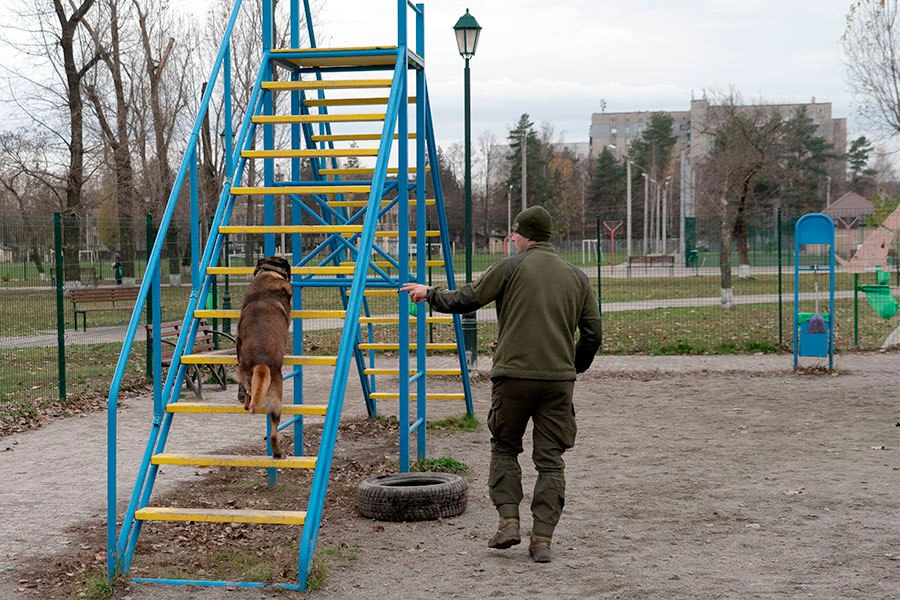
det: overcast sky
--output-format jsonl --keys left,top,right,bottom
{"left": 0, "top": 1, "right": 863, "bottom": 151}
{"left": 306, "top": 0, "right": 858, "bottom": 149}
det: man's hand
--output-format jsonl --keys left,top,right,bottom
{"left": 400, "top": 282, "right": 429, "bottom": 303}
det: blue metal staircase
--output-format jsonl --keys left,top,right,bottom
{"left": 104, "top": 0, "right": 472, "bottom": 590}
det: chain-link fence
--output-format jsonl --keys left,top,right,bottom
{"left": 1, "top": 209, "right": 897, "bottom": 434}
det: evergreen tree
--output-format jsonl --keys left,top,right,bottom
{"left": 778, "top": 106, "right": 837, "bottom": 212}
{"left": 505, "top": 114, "right": 540, "bottom": 210}
{"left": 630, "top": 112, "right": 677, "bottom": 185}
{"left": 589, "top": 146, "right": 627, "bottom": 221}
{"left": 847, "top": 135, "right": 876, "bottom": 193}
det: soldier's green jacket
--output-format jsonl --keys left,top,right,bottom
{"left": 425, "top": 242, "right": 601, "bottom": 380}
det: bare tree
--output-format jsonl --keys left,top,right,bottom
{"left": 843, "top": 0, "right": 900, "bottom": 135}
{"left": 82, "top": 0, "right": 139, "bottom": 281}
{"left": 696, "top": 95, "right": 784, "bottom": 307}
{"left": 0, "top": 130, "right": 66, "bottom": 278}
{"left": 1, "top": 0, "right": 101, "bottom": 281}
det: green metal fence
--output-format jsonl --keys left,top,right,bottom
{"left": 1, "top": 210, "right": 897, "bottom": 435}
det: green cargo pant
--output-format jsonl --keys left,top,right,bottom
{"left": 487, "top": 377, "right": 576, "bottom": 538}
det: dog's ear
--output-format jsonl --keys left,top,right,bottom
{"left": 253, "top": 256, "right": 291, "bottom": 280}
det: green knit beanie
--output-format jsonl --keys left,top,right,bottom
{"left": 512, "top": 206, "right": 552, "bottom": 242}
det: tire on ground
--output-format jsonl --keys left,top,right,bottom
{"left": 356, "top": 472, "right": 468, "bottom": 522}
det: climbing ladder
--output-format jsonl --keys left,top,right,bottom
{"left": 105, "top": 0, "right": 472, "bottom": 590}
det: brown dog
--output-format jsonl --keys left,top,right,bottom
{"left": 236, "top": 256, "right": 292, "bottom": 458}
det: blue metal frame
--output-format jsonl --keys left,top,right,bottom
{"left": 793, "top": 213, "right": 835, "bottom": 370}
{"left": 107, "top": 0, "right": 474, "bottom": 591}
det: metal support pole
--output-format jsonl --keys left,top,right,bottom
{"left": 626, "top": 159, "right": 632, "bottom": 258}
{"left": 777, "top": 207, "right": 783, "bottom": 348}
{"left": 462, "top": 56, "right": 477, "bottom": 369}
{"left": 596, "top": 213, "right": 603, "bottom": 351}
{"left": 53, "top": 213, "right": 66, "bottom": 401}
{"left": 643, "top": 175, "right": 649, "bottom": 255}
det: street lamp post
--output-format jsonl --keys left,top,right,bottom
{"left": 454, "top": 8, "right": 482, "bottom": 370}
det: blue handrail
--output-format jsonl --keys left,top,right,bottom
{"left": 106, "top": 0, "right": 249, "bottom": 578}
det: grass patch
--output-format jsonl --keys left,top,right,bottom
{"left": 428, "top": 413, "right": 480, "bottom": 432}
{"left": 412, "top": 456, "right": 469, "bottom": 473}
{"left": 307, "top": 543, "right": 361, "bottom": 591}
{"left": 73, "top": 571, "right": 119, "bottom": 600}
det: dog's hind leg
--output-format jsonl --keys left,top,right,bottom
{"left": 269, "top": 410, "right": 283, "bottom": 458}
{"left": 248, "top": 364, "right": 271, "bottom": 414}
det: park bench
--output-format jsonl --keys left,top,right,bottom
{"left": 626, "top": 254, "right": 675, "bottom": 276}
{"left": 145, "top": 319, "right": 234, "bottom": 400}
{"left": 69, "top": 286, "right": 140, "bottom": 331}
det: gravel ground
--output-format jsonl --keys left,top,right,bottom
{"left": 2, "top": 352, "right": 899, "bottom": 599}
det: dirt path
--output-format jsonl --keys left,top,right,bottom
{"left": 2, "top": 353, "right": 900, "bottom": 598}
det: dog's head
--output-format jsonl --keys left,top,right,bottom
{"left": 253, "top": 256, "right": 291, "bottom": 281}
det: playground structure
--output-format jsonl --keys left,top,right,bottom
{"left": 834, "top": 201, "right": 900, "bottom": 344}
{"left": 793, "top": 213, "right": 835, "bottom": 370}
{"left": 103, "top": 0, "right": 472, "bottom": 591}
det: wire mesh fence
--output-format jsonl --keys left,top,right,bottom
{"left": 1, "top": 210, "right": 898, "bottom": 434}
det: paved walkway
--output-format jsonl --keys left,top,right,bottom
{"left": 0, "top": 289, "right": 872, "bottom": 351}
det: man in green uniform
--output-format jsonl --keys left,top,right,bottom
{"left": 401, "top": 205, "right": 601, "bottom": 563}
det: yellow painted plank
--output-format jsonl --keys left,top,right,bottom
{"left": 372, "top": 230, "right": 439, "bottom": 238}
{"left": 321, "top": 166, "right": 427, "bottom": 176}
{"left": 304, "top": 97, "right": 415, "bottom": 106}
{"left": 312, "top": 133, "right": 415, "bottom": 142}
{"left": 135, "top": 507, "right": 306, "bottom": 525}
{"left": 242, "top": 148, "right": 378, "bottom": 158}
{"left": 180, "top": 354, "right": 338, "bottom": 366}
{"left": 338, "top": 260, "right": 444, "bottom": 269}
{"left": 370, "top": 392, "right": 466, "bottom": 401}
{"left": 195, "top": 309, "right": 346, "bottom": 320}
{"left": 252, "top": 113, "right": 386, "bottom": 124}
{"left": 359, "top": 316, "right": 452, "bottom": 324}
{"left": 270, "top": 47, "right": 423, "bottom": 69}
{"left": 207, "top": 265, "right": 355, "bottom": 275}
{"left": 218, "top": 225, "right": 363, "bottom": 234}
{"left": 364, "top": 368, "right": 461, "bottom": 376}
{"left": 327, "top": 199, "right": 435, "bottom": 208}
{"left": 231, "top": 185, "right": 371, "bottom": 195}
{"left": 167, "top": 402, "right": 328, "bottom": 416}
{"left": 151, "top": 453, "right": 317, "bottom": 469}
{"left": 347, "top": 289, "right": 397, "bottom": 297}
{"left": 358, "top": 343, "right": 457, "bottom": 351}
{"left": 262, "top": 79, "right": 393, "bottom": 90}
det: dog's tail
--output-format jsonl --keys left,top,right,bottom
{"left": 248, "top": 364, "right": 272, "bottom": 414}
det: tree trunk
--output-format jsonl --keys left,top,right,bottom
{"left": 719, "top": 197, "right": 734, "bottom": 309}
{"left": 54, "top": 0, "right": 99, "bottom": 282}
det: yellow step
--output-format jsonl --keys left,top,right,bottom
{"left": 219, "top": 225, "right": 363, "bottom": 234}
{"left": 271, "top": 46, "right": 422, "bottom": 69}
{"left": 195, "top": 309, "right": 346, "bottom": 320}
{"left": 321, "top": 167, "right": 426, "bottom": 176}
{"left": 252, "top": 113, "right": 386, "bottom": 124}
{"left": 311, "top": 133, "right": 414, "bottom": 142}
{"left": 151, "top": 453, "right": 317, "bottom": 469}
{"left": 262, "top": 78, "right": 392, "bottom": 91}
{"left": 364, "top": 368, "right": 461, "bottom": 376}
{"left": 358, "top": 343, "right": 457, "bottom": 351}
{"left": 372, "top": 230, "right": 440, "bottom": 238}
{"left": 207, "top": 265, "right": 355, "bottom": 276}
{"left": 327, "top": 198, "right": 435, "bottom": 208}
{"left": 167, "top": 402, "right": 328, "bottom": 416}
{"left": 347, "top": 289, "right": 397, "bottom": 297}
{"left": 135, "top": 507, "right": 306, "bottom": 525}
{"left": 304, "top": 97, "right": 415, "bottom": 107}
{"left": 340, "top": 260, "right": 445, "bottom": 269}
{"left": 370, "top": 392, "right": 466, "bottom": 401}
{"left": 231, "top": 185, "right": 371, "bottom": 195}
{"left": 359, "top": 316, "right": 452, "bottom": 324}
{"left": 242, "top": 148, "right": 378, "bottom": 159}
{"left": 180, "top": 354, "right": 338, "bottom": 366}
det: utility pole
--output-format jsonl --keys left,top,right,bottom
{"left": 521, "top": 131, "right": 527, "bottom": 210}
